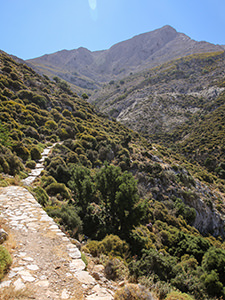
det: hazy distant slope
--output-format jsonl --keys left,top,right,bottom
{"left": 27, "top": 25, "right": 223, "bottom": 90}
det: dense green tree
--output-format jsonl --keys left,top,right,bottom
{"left": 202, "top": 247, "right": 225, "bottom": 285}
{"left": 95, "top": 164, "right": 140, "bottom": 236}
{"left": 68, "top": 165, "right": 95, "bottom": 214}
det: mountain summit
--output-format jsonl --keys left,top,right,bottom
{"left": 27, "top": 25, "right": 223, "bottom": 91}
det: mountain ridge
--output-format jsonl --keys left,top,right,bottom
{"left": 27, "top": 25, "right": 224, "bottom": 92}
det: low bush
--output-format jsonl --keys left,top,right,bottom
{"left": 46, "top": 205, "right": 82, "bottom": 237}
{"left": 45, "top": 182, "right": 70, "bottom": 199}
{"left": 104, "top": 257, "right": 129, "bottom": 281}
{"left": 165, "top": 291, "right": 194, "bottom": 300}
{"left": 33, "top": 186, "right": 49, "bottom": 206}
{"left": 25, "top": 160, "right": 36, "bottom": 169}
{"left": 114, "top": 284, "right": 154, "bottom": 300}
{"left": 84, "top": 234, "right": 129, "bottom": 258}
{"left": 0, "top": 245, "right": 12, "bottom": 280}
{"left": 30, "top": 146, "right": 42, "bottom": 160}
{"left": 40, "top": 175, "right": 57, "bottom": 189}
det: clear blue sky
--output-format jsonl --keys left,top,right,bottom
{"left": 1, "top": 0, "right": 224, "bottom": 60}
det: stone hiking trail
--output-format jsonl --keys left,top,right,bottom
{"left": 0, "top": 145, "right": 115, "bottom": 299}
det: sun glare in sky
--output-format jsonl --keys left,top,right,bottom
{"left": 88, "top": 0, "right": 97, "bottom": 10}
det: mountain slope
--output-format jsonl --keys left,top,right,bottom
{"left": 2, "top": 50, "right": 225, "bottom": 300}
{"left": 27, "top": 26, "right": 224, "bottom": 91}
{"left": 90, "top": 51, "right": 225, "bottom": 134}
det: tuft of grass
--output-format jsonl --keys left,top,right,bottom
{"left": 0, "top": 287, "right": 34, "bottom": 300}
{"left": 81, "top": 252, "right": 88, "bottom": 270}
{"left": 0, "top": 245, "right": 12, "bottom": 280}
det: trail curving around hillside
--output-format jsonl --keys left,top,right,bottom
{"left": 0, "top": 144, "right": 115, "bottom": 299}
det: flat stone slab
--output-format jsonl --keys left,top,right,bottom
{"left": 70, "top": 259, "right": 86, "bottom": 272}
{"left": 74, "top": 271, "right": 96, "bottom": 284}
{"left": 14, "top": 278, "right": 25, "bottom": 291}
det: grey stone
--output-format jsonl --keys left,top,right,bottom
{"left": 0, "top": 228, "right": 8, "bottom": 243}
{"left": 0, "top": 280, "right": 11, "bottom": 288}
{"left": 61, "top": 289, "right": 70, "bottom": 299}
{"left": 35, "top": 280, "right": 50, "bottom": 287}
{"left": 69, "top": 259, "right": 86, "bottom": 271}
{"left": 21, "top": 275, "right": 36, "bottom": 282}
{"left": 74, "top": 271, "right": 96, "bottom": 284}
{"left": 27, "top": 264, "right": 39, "bottom": 271}
{"left": 14, "top": 278, "right": 25, "bottom": 291}
{"left": 22, "top": 256, "right": 34, "bottom": 262}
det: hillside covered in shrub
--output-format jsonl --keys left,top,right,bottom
{"left": 1, "top": 51, "right": 225, "bottom": 299}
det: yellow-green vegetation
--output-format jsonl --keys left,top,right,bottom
{"left": 165, "top": 291, "right": 195, "bottom": 300}
{"left": 1, "top": 51, "right": 225, "bottom": 299}
{"left": 0, "top": 245, "right": 12, "bottom": 280}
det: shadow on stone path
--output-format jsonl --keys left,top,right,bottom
{"left": 0, "top": 145, "right": 115, "bottom": 299}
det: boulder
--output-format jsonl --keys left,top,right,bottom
{"left": 0, "top": 228, "right": 8, "bottom": 244}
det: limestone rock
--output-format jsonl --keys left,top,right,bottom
{"left": 0, "top": 228, "right": 8, "bottom": 244}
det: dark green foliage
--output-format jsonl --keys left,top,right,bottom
{"left": 40, "top": 175, "right": 57, "bottom": 189}
{"left": 68, "top": 165, "right": 95, "bottom": 213}
{"left": 45, "top": 182, "right": 70, "bottom": 199}
{"left": 46, "top": 205, "right": 82, "bottom": 237}
{"left": 0, "top": 145, "right": 24, "bottom": 175}
{"left": 173, "top": 198, "right": 196, "bottom": 224}
{"left": 201, "top": 271, "right": 224, "bottom": 297}
{"left": 129, "top": 248, "right": 177, "bottom": 282}
{"left": 0, "top": 245, "right": 12, "bottom": 280}
{"left": 95, "top": 164, "right": 140, "bottom": 236}
{"left": 17, "top": 90, "right": 47, "bottom": 108}
{"left": 0, "top": 122, "right": 10, "bottom": 147}
{"left": 202, "top": 247, "right": 225, "bottom": 286}
{"left": 25, "top": 160, "right": 36, "bottom": 169}
{"left": 33, "top": 186, "right": 49, "bottom": 206}
{"left": 81, "top": 93, "right": 88, "bottom": 100}
{"left": 11, "top": 142, "right": 30, "bottom": 161}
{"left": 30, "top": 146, "right": 42, "bottom": 160}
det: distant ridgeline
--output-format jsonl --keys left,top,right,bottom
{"left": 1, "top": 50, "right": 225, "bottom": 300}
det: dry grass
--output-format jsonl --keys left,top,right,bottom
{"left": 0, "top": 175, "right": 23, "bottom": 187}
{"left": 0, "top": 287, "right": 35, "bottom": 300}
{"left": 114, "top": 283, "right": 154, "bottom": 300}
{"left": 0, "top": 223, "right": 17, "bottom": 254}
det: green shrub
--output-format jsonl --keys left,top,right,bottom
{"left": 0, "top": 156, "right": 9, "bottom": 174}
{"left": 11, "top": 142, "right": 30, "bottom": 161}
{"left": 45, "top": 182, "right": 70, "bottom": 199}
{"left": 33, "top": 186, "right": 49, "bottom": 206}
{"left": 84, "top": 235, "right": 129, "bottom": 258}
{"left": 0, "top": 245, "right": 12, "bottom": 280}
{"left": 45, "top": 120, "right": 58, "bottom": 130}
{"left": 165, "top": 291, "right": 195, "bottom": 300}
{"left": 104, "top": 257, "right": 129, "bottom": 281}
{"left": 40, "top": 175, "right": 57, "bottom": 189}
{"left": 46, "top": 205, "right": 82, "bottom": 236}
{"left": 114, "top": 284, "right": 154, "bottom": 300}
{"left": 99, "top": 234, "right": 129, "bottom": 258}
{"left": 6, "top": 153, "right": 24, "bottom": 175}
{"left": 30, "top": 146, "right": 42, "bottom": 160}
{"left": 25, "top": 160, "right": 36, "bottom": 169}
